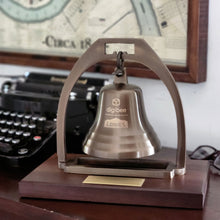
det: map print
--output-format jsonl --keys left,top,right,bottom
{"left": 0, "top": 0, "right": 188, "bottom": 65}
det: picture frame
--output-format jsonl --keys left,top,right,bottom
{"left": 0, "top": 0, "right": 208, "bottom": 83}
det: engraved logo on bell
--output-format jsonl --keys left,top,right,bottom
{"left": 104, "top": 118, "right": 128, "bottom": 128}
{"left": 112, "top": 98, "right": 120, "bottom": 106}
{"left": 106, "top": 98, "right": 127, "bottom": 114}
{"left": 104, "top": 98, "right": 128, "bottom": 128}
{"left": 106, "top": 107, "right": 126, "bottom": 114}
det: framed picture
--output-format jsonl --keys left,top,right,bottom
{"left": 0, "top": 0, "right": 208, "bottom": 83}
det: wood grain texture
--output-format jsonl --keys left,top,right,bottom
{"left": 0, "top": 197, "right": 74, "bottom": 220}
{"left": 0, "top": 148, "right": 219, "bottom": 220}
{"left": 19, "top": 148, "right": 209, "bottom": 209}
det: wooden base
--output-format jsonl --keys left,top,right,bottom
{"left": 19, "top": 148, "right": 210, "bottom": 209}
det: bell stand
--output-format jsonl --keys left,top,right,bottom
{"left": 56, "top": 38, "right": 186, "bottom": 179}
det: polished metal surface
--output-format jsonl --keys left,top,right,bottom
{"left": 83, "top": 71, "right": 161, "bottom": 159}
{"left": 56, "top": 38, "right": 186, "bottom": 177}
{"left": 64, "top": 158, "right": 175, "bottom": 179}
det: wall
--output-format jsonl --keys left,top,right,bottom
{"left": 0, "top": 1, "right": 219, "bottom": 151}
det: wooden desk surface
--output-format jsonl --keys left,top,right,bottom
{"left": 0, "top": 155, "right": 220, "bottom": 220}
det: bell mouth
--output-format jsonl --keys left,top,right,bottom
{"left": 83, "top": 137, "right": 161, "bottom": 159}
{"left": 83, "top": 147, "right": 159, "bottom": 159}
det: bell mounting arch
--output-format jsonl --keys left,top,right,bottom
{"left": 56, "top": 38, "right": 186, "bottom": 177}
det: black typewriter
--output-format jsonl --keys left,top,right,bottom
{"left": 0, "top": 108, "right": 56, "bottom": 167}
{"left": 0, "top": 72, "right": 107, "bottom": 167}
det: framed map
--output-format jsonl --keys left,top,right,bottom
{"left": 0, "top": 0, "right": 208, "bottom": 83}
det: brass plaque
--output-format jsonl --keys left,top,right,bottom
{"left": 83, "top": 175, "right": 145, "bottom": 187}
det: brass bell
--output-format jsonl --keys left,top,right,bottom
{"left": 83, "top": 52, "right": 160, "bottom": 159}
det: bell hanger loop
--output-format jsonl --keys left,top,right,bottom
{"left": 113, "top": 51, "right": 128, "bottom": 84}
{"left": 115, "top": 51, "right": 124, "bottom": 76}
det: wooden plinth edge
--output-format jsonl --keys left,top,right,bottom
{"left": 19, "top": 149, "right": 210, "bottom": 209}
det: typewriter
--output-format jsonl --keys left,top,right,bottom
{"left": 0, "top": 72, "right": 107, "bottom": 168}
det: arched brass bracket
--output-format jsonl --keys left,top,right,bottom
{"left": 56, "top": 38, "right": 186, "bottom": 176}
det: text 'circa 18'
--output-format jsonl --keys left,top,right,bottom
{"left": 42, "top": 35, "right": 91, "bottom": 49}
